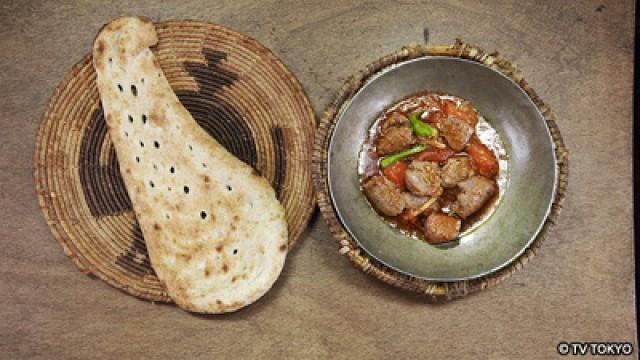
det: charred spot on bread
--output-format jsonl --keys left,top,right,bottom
{"left": 96, "top": 40, "right": 105, "bottom": 54}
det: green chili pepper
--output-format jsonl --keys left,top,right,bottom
{"left": 380, "top": 144, "right": 427, "bottom": 168}
{"left": 409, "top": 112, "right": 435, "bottom": 137}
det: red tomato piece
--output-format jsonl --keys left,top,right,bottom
{"left": 466, "top": 137, "right": 499, "bottom": 177}
{"left": 382, "top": 160, "right": 408, "bottom": 190}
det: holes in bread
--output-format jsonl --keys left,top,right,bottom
{"left": 140, "top": 78, "right": 144, "bottom": 84}
{"left": 131, "top": 85, "right": 138, "bottom": 96}
{"left": 169, "top": 166, "right": 175, "bottom": 174}
{"left": 149, "top": 181, "right": 155, "bottom": 188}
{"left": 142, "top": 114, "right": 147, "bottom": 124}
{"left": 200, "top": 211, "right": 207, "bottom": 219}
{"left": 165, "top": 214, "right": 170, "bottom": 220}
{"left": 135, "top": 156, "right": 140, "bottom": 163}
{"left": 226, "top": 185, "right": 233, "bottom": 192}
{"left": 183, "top": 186, "right": 190, "bottom": 194}
{"left": 124, "top": 131, "right": 128, "bottom": 137}
{"left": 233, "top": 249, "right": 238, "bottom": 255}
{"left": 117, "top": 84, "right": 123, "bottom": 92}
{"left": 168, "top": 186, "right": 172, "bottom": 191}
{"left": 202, "top": 163, "right": 207, "bottom": 168}
{"left": 108, "top": 58, "right": 113, "bottom": 63}
{"left": 153, "top": 163, "right": 158, "bottom": 170}
{"left": 188, "top": 145, "right": 193, "bottom": 151}
{"left": 140, "top": 141, "right": 144, "bottom": 148}
{"left": 128, "top": 115, "right": 133, "bottom": 123}
{"left": 154, "top": 141, "right": 160, "bottom": 149}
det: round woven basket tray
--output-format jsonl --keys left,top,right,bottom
{"left": 313, "top": 40, "right": 569, "bottom": 301}
{"left": 34, "top": 20, "right": 316, "bottom": 302}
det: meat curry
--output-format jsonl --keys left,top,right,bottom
{"left": 359, "top": 91, "right": 506, "bottom": 245}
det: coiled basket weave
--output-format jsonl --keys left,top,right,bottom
{"left": 34, "top": 20, "right": 316, "bottom": 302}
{"left": 312, "top": 40, "right": 568, "bottom": 301}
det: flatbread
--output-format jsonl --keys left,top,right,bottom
{"left": 92, "top": 17, "right": 288, "bottom": 313}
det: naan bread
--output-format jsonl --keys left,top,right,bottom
{"left": 92, "top": 17, "right": 288, "bottom": 313}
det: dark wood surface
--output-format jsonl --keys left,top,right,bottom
{"left": 0, "top": 1, "right": 636, "bottom": 359}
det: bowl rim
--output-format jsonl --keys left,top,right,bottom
{"left": 327, "top": 55, "right": 558, "bottom": 282}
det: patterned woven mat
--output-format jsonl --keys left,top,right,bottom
{"left": 34, "top": 20, "right": 316, "bottom": 302}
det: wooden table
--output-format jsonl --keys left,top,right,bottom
{"left": 0, "top": 1, "right": 636, "bottom": 359}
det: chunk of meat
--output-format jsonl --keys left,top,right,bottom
{"left": 441, "top": 156, "right": 475, "bottom": 188}
{"left": 442, "top": 100, "right": 479, "bottom": 127}
{"left": 375, "top": 127, "right": 415, "bottom": 156}
{"left": 439, "top": 116, "right": 474, "bottom": 151}
{"left": 362, "top": 176, "right": 405, "bottom": 216}
{"left": 425, "top": 110, "right": 445, "bottom": 126}
{"left": 405, "top": 161, "right": 442, "bottom": 197}
{"left": 415, "top": 135, "right": 447, "bottom": 149}
{"left": 452, "top": 175, "right": 497, "bottom": 218}
{"left": 380, "top": 111, "right": 409, "bottom": 133}
{"left": 402, "top": 193, "right": 430, "bottom": 209}
{"left": 424, "top": 212, "right": 461, "bottom": 244}
{"left": 414, "top": 146, "right": 455, "bottom": 162}
{"left": 400, "top": 194, "right": 440, "bottom": 222}
{"left": 456, "top": 101, "right": 480, "bottom": 127}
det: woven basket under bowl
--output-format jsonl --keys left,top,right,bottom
{"left": 312, "top": 40, "right": 568, "bottom": 301}
{"left": 34, "top": 20, "right": 316, "bottom": 302}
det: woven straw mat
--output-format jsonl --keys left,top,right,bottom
{"left": 34, "top": 20, "right": 316, "bottom": 302}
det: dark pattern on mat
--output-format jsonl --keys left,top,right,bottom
{"left": 270, "top": 127, "right": 286, "bottom": 199}
{"left": 79, "top": 105, "right": 132, "bottom": 218}
{"left": 115, "top": 223, "right": 153, "bottom": 275}
{"left": 178, "top": 49, "right": 258, "bottom": 169}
